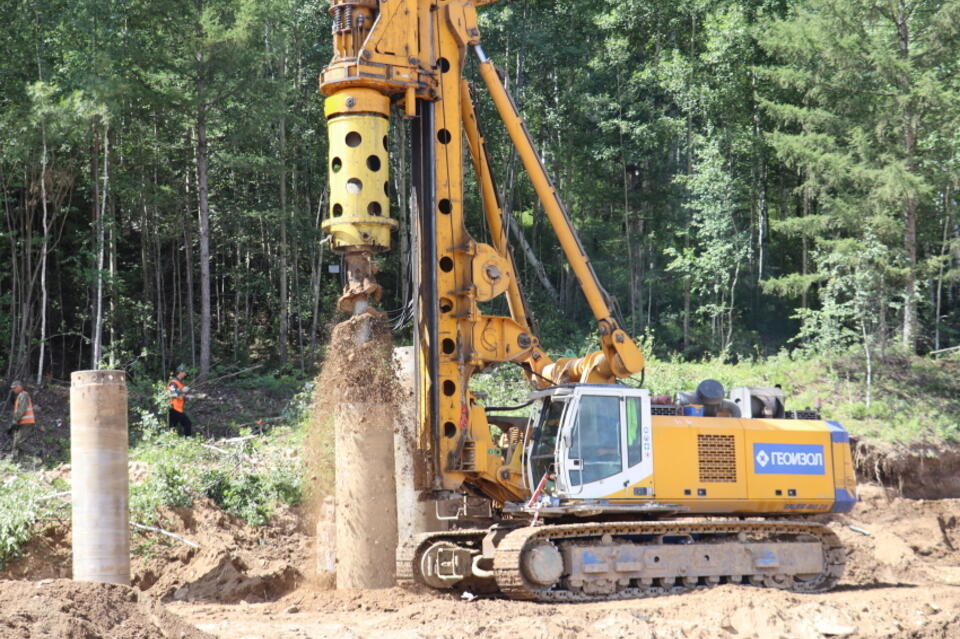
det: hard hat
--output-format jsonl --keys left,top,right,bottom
{"left": 176, "top": 364, "right": 188, "bottom": 374}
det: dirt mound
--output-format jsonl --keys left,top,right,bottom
{"left": 1, "top": 498, "right": 308, "bottom": 604}
{"left": 826, "top": 483, "right": 960, "bottom": 587}
{"left": 854, "top": 438, "right": 960, "bottom": 499}
{"left": 0, "top": 523, "right": 71, "bottom": 581}
{"left": 0, "top": 579, "right": 212, "bottom": 638}
{"left": 132, "top": 500, "right": 307, "bottom": 603}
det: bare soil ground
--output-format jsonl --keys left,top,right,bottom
{"left": 6, "top": 480, "right": 956, "bottom": 639}
{"left": 166, "top": 483, "right": 960, "bottom": 639}
{"left": 0, "top": 579, "right": 212, "bottom": 638}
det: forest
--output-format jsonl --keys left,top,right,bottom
{"left": 1, "top": 0, "right": 958, "bottom": 384}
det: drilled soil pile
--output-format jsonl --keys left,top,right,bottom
{"left": 131, "top": 500, "right": 307, "bottom": 603}
{"left": 827, "top": 483, "right": 960, "bottom": 587}
{"left": 0, "top": 579, "right": 212, "bottom": 639}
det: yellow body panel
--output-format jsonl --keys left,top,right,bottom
{"left": 611, "top": 416, "right": 853, "bottom": 515}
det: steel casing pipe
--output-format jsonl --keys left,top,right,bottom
{"left": 70, "top": 370, "right": 129, "bottom": 584}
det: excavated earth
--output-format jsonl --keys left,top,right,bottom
{"left": 4, "top": 480, "right": 958, "bottom": 638}
{"left": 169, "top": 482, "right": 960, "bottom": 639}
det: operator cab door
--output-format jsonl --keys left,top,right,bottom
{"left": 559, "top": 388, "right": 653, "bottom": 499}
{"left": 525, "top": 395, "right": 568, "bottom": 491}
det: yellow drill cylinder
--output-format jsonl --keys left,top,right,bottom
{"left": 321, "top": 88, "right": 397, "bottom": 252}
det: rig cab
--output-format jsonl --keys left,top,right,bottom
{"left": 526, "top": 385, "right": 654, "bottom": 503}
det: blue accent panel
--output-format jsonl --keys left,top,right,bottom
{"left": 831, "top": 488, "right": 857, "bottom": 513}
{"left": 826, "top": 420, "right": 850, "bottom": 444}
{"left": 753, "top": 443, "right": 826, "bottom": 475}
{"left": 582, "top": 551, "right": 602, "bottom": 564}
{"left": 682, "top": 405, "right": 704, "bottom": 417}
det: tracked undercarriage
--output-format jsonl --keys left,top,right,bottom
{"left": 397, "top": 520, "right": 845, "bottom": 601}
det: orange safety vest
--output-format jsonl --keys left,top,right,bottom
{"left": 15, "top": 392, "right": 35, "bottom": 425}
{"left": 169, "top": 378, "right": 186, "bottom": 413}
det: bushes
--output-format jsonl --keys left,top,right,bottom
{"left": 0, "top": 462, "right": 66, "bottom": 569}
{"left": 201, "top": 465, "right": 302, "bottom": 527}
{"left": 130, "top": 425, "right": 303, "bottom": 530}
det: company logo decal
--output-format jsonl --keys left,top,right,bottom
{"left": 753, "top": 443, "right": 825, "bottom": 475}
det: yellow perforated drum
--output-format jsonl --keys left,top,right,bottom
{"left": 321, "top": 88, "right": 397, "bottom": 252}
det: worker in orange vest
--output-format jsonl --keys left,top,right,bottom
{"left": 167, "top": 365, "right": 193, "bottom": 437}
{"left": 8, "top": 380, "right": 35, "bottom": 459}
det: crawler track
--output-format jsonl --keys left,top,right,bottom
{"left": 398, "top": 520, "right": 845, "bottom": 602}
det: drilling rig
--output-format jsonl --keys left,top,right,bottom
{"left": 320, "top": 0, "right": 856, "bottom": 600}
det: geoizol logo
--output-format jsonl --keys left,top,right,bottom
{"left": 753, "top": 443, "right": 825, "bottom": 475}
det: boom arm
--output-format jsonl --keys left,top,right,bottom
{"left": 472, "top": 45, "right": 644, "bottom": 384}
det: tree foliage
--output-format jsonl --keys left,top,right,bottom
{"left": 0, "top": 0, "right": 958, "bottom": 386}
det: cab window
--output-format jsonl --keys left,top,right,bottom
{"left": 530, "top": 398, "right": 565, "bottom": 485}
{"left": 569, "top": 395, "right": 621, "bottom": 486}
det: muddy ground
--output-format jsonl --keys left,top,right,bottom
{"left": 2, "top": 482, "right": 958, "bottom": 639}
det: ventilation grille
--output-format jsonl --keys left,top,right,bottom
{"left": 651, "top": 405, "right": 682, "bottom": 416}
{"left": 698, "top": 434, "right": 737, "bottom": 483}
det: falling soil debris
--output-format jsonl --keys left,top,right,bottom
{"left": 306, "top": 314, "right": 401, "bottom": 589}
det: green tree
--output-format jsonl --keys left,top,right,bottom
{"left": 758, "top": 0, "right": 960, "bottom": 352}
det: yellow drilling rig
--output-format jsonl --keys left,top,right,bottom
{"left": 320, "top": 0, "right": 857, "bottom": 601}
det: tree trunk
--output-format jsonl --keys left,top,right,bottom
{"left": 309, "top": 189, "right": 327, "bottom": 354}
{"left": 934, "top": 187, "right": 953, "bottom": 351}
{"left": 196, "top": 51, "right": 212, "bottom": 377}
{"left": 897, "top": 4, "right": 918, "bottom": 352}
{"left": 183, "top": 157, "right": 197, "bottom": 366}
{"left": 278, "top": 114, "right": 289, "bottom": 365}
{"left": 92, "top": 121, "right": 109, "bottom": 368}
{"left": 36, "top": 121, "right": 50, "bottom": 384}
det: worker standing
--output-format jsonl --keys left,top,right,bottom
{"left": 7, "top": 381, "right": 35, "bottom": 459}
{"left": 167, "top": 365, "right": 193, "bottom": 437}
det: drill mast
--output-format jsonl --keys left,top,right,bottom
{"left": 320, "top": 0, "right": 643, "bottom": 500}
